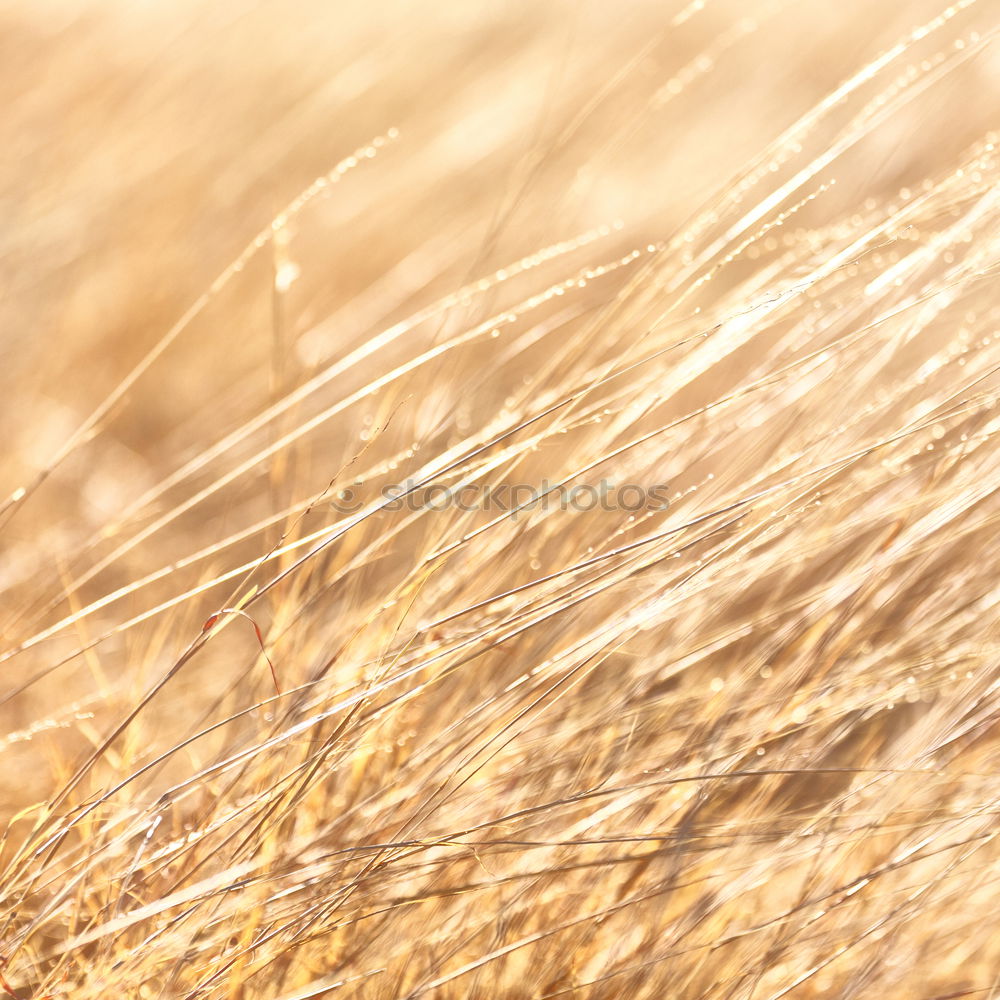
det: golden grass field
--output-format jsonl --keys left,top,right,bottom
{"left": 2, "top": 0, "right": 1000, "bottom": 996}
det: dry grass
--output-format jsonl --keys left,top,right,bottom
{"left": 2, "top": 1, "right": 1000, "bottom": 997}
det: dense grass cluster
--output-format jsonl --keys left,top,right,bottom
{"left": 1, "top": 1, "right": 999, "bottom": 997}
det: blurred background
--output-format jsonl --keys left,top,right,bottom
{"left": 2, "top": 0, "right": 998, "bottom": 860}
